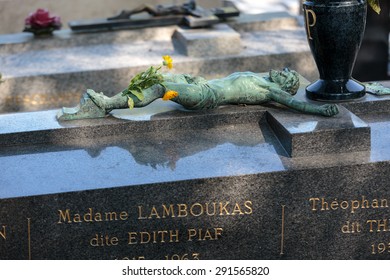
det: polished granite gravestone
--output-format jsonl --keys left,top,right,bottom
{"left": 1, "top": 77, "right": 390, "bottom": 260}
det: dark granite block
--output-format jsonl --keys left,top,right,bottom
{"left": 266, "top": 105, "right": 371, "bottom": 157}
{"left": 3, "top": 81, "right": 390, "bottom": 259}
{"left": 342, "top": 94, "right": 390, "bottom": 116}
{"left": 1, "top": 161, "right": 390, "bottom": 260}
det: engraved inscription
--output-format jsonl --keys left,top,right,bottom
{"left": 187, "top": 227, "right": 223, "bottom": 241}
{"left": 56, "top": 200, "right": 253, "bottom": 259}
{"left": 371, "top": 242, "right": 390, "bottom": 255}
{"left": 57, "top": 208, "right": 129, "bottom": 224}
{"left": 165, "top": 253, "right": 200, "bottom": 260}
{"left": 90, "top": 234, "right": 119, "bottom": 247}
{"left": 309, "top": 197, "right": 388, "bottom": 213}
{"left": 309, "top": 196, "right": 390, "bottom": 255}
{"left": 127, "top": 230, "right": 180, "bottom": 244}
{"left": 367, "top": 219, "right": 389, "bottom": 233}
{"left": 137, "top": 201, "right": 253, "bottom": 219}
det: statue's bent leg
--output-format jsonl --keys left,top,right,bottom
{"left": 57, "top": 91, "right": 107, "bottom": 121}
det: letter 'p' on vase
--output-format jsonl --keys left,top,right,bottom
{"left": 303, "top": 0, "right": 367, "bottom": 101}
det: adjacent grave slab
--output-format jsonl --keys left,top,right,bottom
{"left": 229, "top": 11, "right": 299, "bottom": 32}
{"left": 172, "top": 24, "right": 241, "bottom": 57}
{"left": 1, "top": 80, "right": 390, "bottom": 259}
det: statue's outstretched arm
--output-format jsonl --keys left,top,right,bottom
{"left": 268, "top": 87, "right": 339, "bottom": 117}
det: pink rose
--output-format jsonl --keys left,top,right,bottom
{"left": 25, "top": 8, "right": 61, "bottom": 29}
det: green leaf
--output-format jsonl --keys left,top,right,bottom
{"left": 130, "top": 90, "right": 145, "bottom": 101}
{"left": 368, "top": 0, "right": 381, "bottom": 14}
{"left": 128, "top": 97, "right": 134, "bottom": 110}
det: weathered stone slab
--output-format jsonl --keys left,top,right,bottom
{"left": 229, "top": 12, "right": 299, "bottom": 32}
{"left": 342, "top": 93, "right": 390, "bottom": 116}
{"left": 172, "top": 24, "right": 241, "bottom": 57}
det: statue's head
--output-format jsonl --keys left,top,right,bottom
{"left": 269, "top": 68, "right": 299, "bottom": 95}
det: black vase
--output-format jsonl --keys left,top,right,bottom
{"left": 303, "top": 0, "right": 367, "bottom": 101}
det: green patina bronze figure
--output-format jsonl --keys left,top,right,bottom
{"left": 57, "top": 57, "right": 340, "bottom": 121}
{"left": 365, "top": 82, "right": 390, "bottom": 96}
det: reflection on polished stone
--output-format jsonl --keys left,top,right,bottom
{"left": 0, "top": 121, "right": 284, "bottom": 198}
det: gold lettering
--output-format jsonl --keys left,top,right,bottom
{"left": 111, "top": 237, "right": 119, "bottom": 246}
{"left": 377, "top": 219, "right": 388, "bottom": 232}
{"left": 148, "top": 206, "right": 161, "bottom": 219}
{"left": 128, "top": 232, "right": 138, "bottom": 244}
{"left": 244, "top": 201, "right": 253, "bottom": 214}
{"left": 362, "top": 196, "right": 369, "bottom": 209}
{"left": 215, "top": 228, "right": 223, "bottom": 240}
{"left": 170, "top": 230, "right": 180, "bottom": 243}
{"left": 351, "top": 200, "right": 360, "bottom": 213}
{"left": 138, "top": 206, "right": 147, "bottom": 220}
{"left": 188, "top": 228, "right": 197, "bottom": 241}
{"left": 203, "top": 229, "right": 213, "bottom": 240}
{"left": 341, "top": 221, "right": 362, "bottom": 234}
{"left": 309, "top": 197, "right": 390, "bottom": 213}
{"left": 128, "top": 230, "right": 179, "bottom": 244}
{"left": 94, "top": 212, "right": 102, "bottom": 222}
{"left": 59, "top": 208, "right": 129, "bottom": 223}
{"left": 219, "top": 202, "right": 230, "bottom": 215}
{"left": 305, "top": 8, "right": 317, "bottom": 40}
{"left": 232, "top": 203, "right": 244, "bottom": 215}
{"left": 330, "top": 200, "right": 339, "bottom": 210}
{"left": 140, "top": 232, "right": 151, "bottom": 244}
{"left": 162, "top": 204, "right": 175, "bottom": 218}
{"left": 159, "top": 231, "right": 168, "bottom": 243}
{"left": 177, "top": 204, "right": 188, "bottom": 217}
{"left": 366, "top": 219, "right": 388, "bottom": 232}
{"left": 105, "top": 211, "right": 118, "bottom": 221}
{"left": 0, "top": 225, "right": 6, "bottom": 240}
{"left": 58, "top": 209, "right": 72, "bottom": 224}
{"left": 190, "top": 203, "right": 204, "bottom": 217}
{"left": 84, "top": 208, "right": 93, "bottom": 222}
{"left": 367, "top": 220, "right": 376, "bottom": 232}
{"left": 205, "top": 203, "right": 217, "bottom": 216}
{"left": 321, "top": 198, "right": 329, "bottom": 211}
{"left": 340, "top": 200, "right": 349, "bottom": 210}
{"left": 187, "top": 228, "right": 224, "bottom": 241}
{"left": 73, "top": 213, "right": 82, "bottom": 223}
{"left": 309, "top": 198, "right": 320, "bottom": 211}
{"left": 119, "top": 211, "right": 129, "bottom": 221}
{"left": 90, "top": 234, "right": 119, "bottom": 247}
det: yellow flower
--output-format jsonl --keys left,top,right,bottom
{"left": 162, "top": 90, "right": 178, "bottom": 101}
{"left": 162, "top": 55, "right": 173, "bottom": 70}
